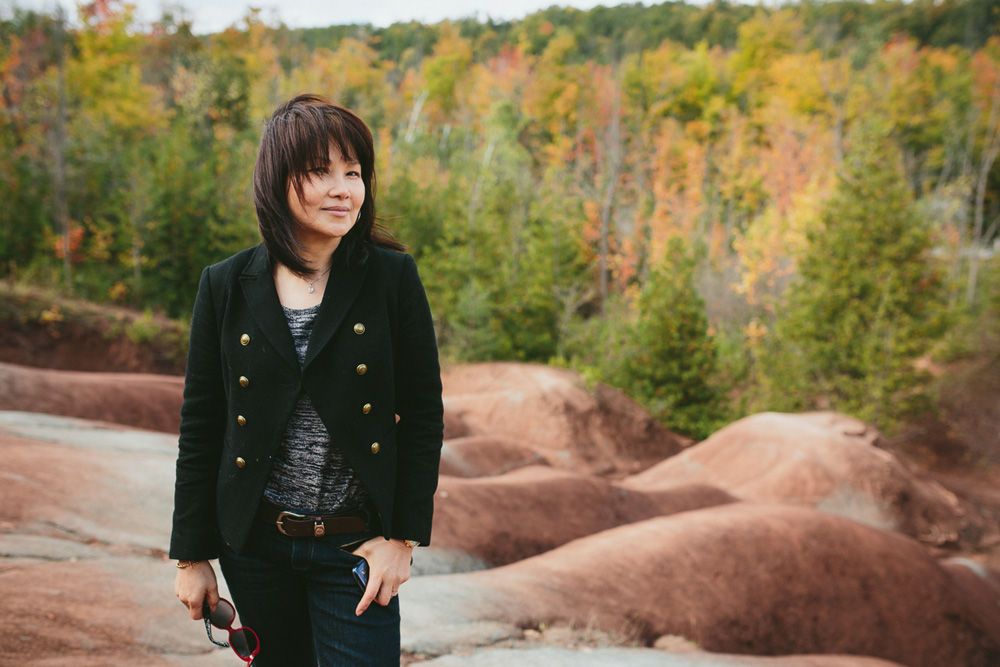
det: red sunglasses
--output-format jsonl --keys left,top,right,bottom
{"left": 202, "top": 598, "right": 260, "bottom": 664}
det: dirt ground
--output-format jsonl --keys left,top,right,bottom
{"left": 1, "top": 307, "right": 999, "bottom": 666}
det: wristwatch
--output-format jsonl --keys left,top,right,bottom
{"left": 403, "top": 539, "right": 420, "bottom": 548}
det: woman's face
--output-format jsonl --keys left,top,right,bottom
{"left": 287, "top": 145, "right": 366, "bottom": 254}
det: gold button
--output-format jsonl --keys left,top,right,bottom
{"left": 240, "top": 334, "right": 250, "bottom": 346}
{"left": 353, "top": 323, "right": 365, "bottom": 335}
{"left": 237, "top": 415, "right": 247, "bottom": 426}
{"left": 356, "top": 363, "right": 367, "bottom": 375}
{"left": 239, "top": 376, "right": 250, "bottom": 388}
{"left": 370, "top": 442, "right": 380, "bottom": 454}
{"left": 236, "top": 457, "right": 246, "bottom": 468}
{"left": 362, "top": 403, "right": 372, "bottom": 415}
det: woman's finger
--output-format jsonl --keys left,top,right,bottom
{"left": 356, "top": 573, "right": 380, "bottom": 616}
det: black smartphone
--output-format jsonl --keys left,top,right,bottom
{"left": 352, "top": 559, "right": 369, "bottom": 592}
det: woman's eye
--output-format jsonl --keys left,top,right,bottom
{"left": 347, "top": 170, "right": 361, "bottom": 177}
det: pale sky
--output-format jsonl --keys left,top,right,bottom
{"left": 4, "top": 0, "right": 633, "bottom": 33}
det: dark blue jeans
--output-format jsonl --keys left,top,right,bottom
{"left": 219, "top": 521, "right": 400, "bottom": 667}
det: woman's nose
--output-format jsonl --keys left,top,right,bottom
{"left": 327, "top": 175, "right": 349, "bottom": 197}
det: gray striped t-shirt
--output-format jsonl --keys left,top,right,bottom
{"left": 262, "top": 303, "right": 371, "bottom": 513}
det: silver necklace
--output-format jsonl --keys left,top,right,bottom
{"left": 305, "top": 265, "right": 332, "bottom": 293}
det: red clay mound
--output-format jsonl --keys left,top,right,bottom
{"left": 624, "top": 411, "right": 983, "bottom": 549}
{"left": 439, "top": 435, "right": 547, "bottom": 477}
{"left": 432, "top": 466, "right": 735, "bottom": 564}
{"left": 0, "top": 361, "right": 686, "bottom": 476}
{"left": 0, "top": 362, "right": 183, "bottom": 433}
{"left": 940, "top": 558, "right": 1000, "bottom": 649}
{"left": 441, "top": 363, "right": 689, "bottom": 477}
{"left": 467, "top": 503, "right": 1000, "bottom": 667}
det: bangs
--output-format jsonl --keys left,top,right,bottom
{"left": 284, "top": 106, "right": 368, "bottom": 200}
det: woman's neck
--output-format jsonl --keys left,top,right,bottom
{"left": 296, "top": 234, "right": 341, "bottom": 274}
{"left": 274, "top": 259, "right": 332, "bottom": 309}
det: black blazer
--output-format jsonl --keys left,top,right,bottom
{"left": 169, "top": 243, "right": 443, "bottom": 560}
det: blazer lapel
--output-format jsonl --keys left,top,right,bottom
{"left": 303, "top": 253, "right": 370, "bottom": 370}
{"left": 238, "top": 245, "right": 300, "bottom": 374}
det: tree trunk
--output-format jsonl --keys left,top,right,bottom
{"left": 129, "top": 167, "right": 145, "bottom": 301}
{"left": 467, "top": 135, "right": 497, "bottom": 265}
{"left": 968, "top": 76, "right": 1000, "bottom": 305}
{"left": 598, "top": 76, "right": 624, "bottom": 308}
{"left": 54, "top": 7, "right": 71, "bottom": 293}
{"left": 404, "top": 89, "right": 428, "bottom": 144}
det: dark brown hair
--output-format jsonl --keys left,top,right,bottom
{"left": 253, "top": 93, "right": 403, "bottom": 275}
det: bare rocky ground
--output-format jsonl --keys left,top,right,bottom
{"left": 1, "top": 361, "right": 999, "bottom": 666}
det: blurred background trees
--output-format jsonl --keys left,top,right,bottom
{"left": 1, "top": 0, "right": 997, "bottom": 441}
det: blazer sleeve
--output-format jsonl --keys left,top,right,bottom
{"left": 169, "top": 266, "right": 226, "bottom": 560}
{"left": 390, "top": 254, "right": 444, "bottom": 544}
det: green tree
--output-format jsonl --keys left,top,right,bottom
{"left": 423, "top": 102, "right": 583, "bottom": 362}
{"left": 775, "top": 119, "right": 946, "bottom": 427}
{"left": 614, "top": 237, "right": 725, "bottom": 439}
{"left": 0, "top": 11, "right": 58, "bottom": 279}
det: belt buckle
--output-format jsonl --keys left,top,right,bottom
{"left": 275, "top": 510, "right": 326, "bottom": 537}
{"left": 275, "top": 510, "right": 305, "bottom": 536}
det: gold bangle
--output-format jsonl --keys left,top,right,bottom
{"left": 176, "top": 560, "right": 204, "bottom": 569}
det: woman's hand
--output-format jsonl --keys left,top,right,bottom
{"left": 174, "top": 561, "right": 220, "bottom": 620}
{"left": 353, "top": 538, "right": 412, "bottom": 616}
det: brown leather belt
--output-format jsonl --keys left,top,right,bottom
{"left": 257, "top": 501, "right": 370, "bottom": 538}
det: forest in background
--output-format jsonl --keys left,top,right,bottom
{"left": 1, "top": 0, "right": 998, "bottom": 441}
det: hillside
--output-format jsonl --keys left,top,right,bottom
{"left": 0, "top": 285, "right": 188, "bottom": 376}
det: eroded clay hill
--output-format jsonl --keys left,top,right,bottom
{"left": 440, "top": 362, "right": 691, "bottom": 477}
{"left": 623, "top": 411, "right": 997, "bottom": 553}
{"left": 1, "top": 360, "right": 999, "bottom": 666}
{"left": 409, "top": 504, "right": 1000, "bottom": 666}
{"left": 0, "top": 361, "right": 183, "bottom": 433}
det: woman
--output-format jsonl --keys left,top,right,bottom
{"left": 170, "top": 93, "right": 444, "bottom": 666}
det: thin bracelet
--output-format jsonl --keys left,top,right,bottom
{"left": 176, "top": 560, "right": 204, "bottom": 569}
